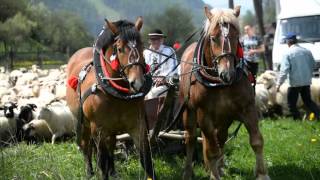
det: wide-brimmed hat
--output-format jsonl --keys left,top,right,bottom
{"left": 148, "top": 29, "right": 166, "bottom": 39}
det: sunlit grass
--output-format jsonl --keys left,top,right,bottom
{"left": 1, "top": 118, "right": 319, "bottom": 179}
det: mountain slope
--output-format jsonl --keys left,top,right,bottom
{"left": 31, "top": 0, "right": 207, "bottom": 35}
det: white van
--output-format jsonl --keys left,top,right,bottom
{"left": 273, "top": 0, "right": 320, "bottom": 76}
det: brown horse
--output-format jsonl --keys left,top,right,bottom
{"left": 66, "top": 17, "right": 156, "bottom": 180}
{"left": 179, "top": 6, "right": 270, "bottom": 180}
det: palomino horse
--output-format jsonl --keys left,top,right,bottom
{"left": 179, "top": 6, "right": 270, "bottom": 180}
{"left": 66, "top": 17, "right": 156, "bottom": 179}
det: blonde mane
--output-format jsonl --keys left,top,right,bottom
{"left": 203, "top": 8, "right": 240, "bottom": 37}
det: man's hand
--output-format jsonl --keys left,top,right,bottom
{"left": 248, "top": 49, "right": 256, "bottom": 56}
{"left": 154, "top": 77, "right": 166, "bottom": 87}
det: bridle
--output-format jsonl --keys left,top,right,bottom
{"left": 208, "top": 21, "right": 238, "bottom": 72}
{"left": 116, "top": 39, "right": 147, "bottom": 80}
{"left": 102, "top": 36, "right": 148, "bottom": 81}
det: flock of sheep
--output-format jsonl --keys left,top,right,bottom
{"left": 255, "top": 70, "right": 320, "bottom": 118}
{"left": 0, "top": 64, "right": 319, "bottom": 146}
{"left": 0, "top": 65, "right": 76, "bottom": 145}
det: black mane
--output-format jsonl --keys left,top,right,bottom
{"left": 95, "top": 20, "right": 141, "bottom": 50}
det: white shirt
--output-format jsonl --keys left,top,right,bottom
{"left": 143, "top": 44, "right": 179, "bottom": 77}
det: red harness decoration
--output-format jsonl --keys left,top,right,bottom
{"left": 236, "top": 42, "right": 255, "bottom": 83}
{"left": 100, "top": 49, "right": 130, "bottom": 93}
{"left": 110, "top": 58, "right": 120, "bottom": 71}
{"left": 236, "top": 42, "right": 243, "bottom": 59}
{"left": 145, "top": 64, "right": 150, "bottom": 73}
{"left": 67, "top": 75, "right": 79, "bottom": 91}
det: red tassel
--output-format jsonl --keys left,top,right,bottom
{"left": 145, "top": 64, "right": 150, "bottom": 73}
{"left": 110, "top": 59, "right": 120, "bottom": 71}
{"left": 236, "top": 42, "right": 243, "bottom": 59}
{"left": 248, "top": 72, "right": 255, "bottom": 83}
{"left": 67, "top": 75, "right": 78, "bottom": 91}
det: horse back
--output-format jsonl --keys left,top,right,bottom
{"left": 67, "top": 47, "right": 93, "bottom": 78}
{"left": 66, "top": 47, "right": 94, "bottom": 116}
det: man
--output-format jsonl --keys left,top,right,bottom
{"left": 143, "top": 29, "right": 179, "bottom": 99}
{"left": 276, "top": 32, "right": 320, "bottom": 120}
{"left": 241, "top": 25, "right": 265, "bottom": 77}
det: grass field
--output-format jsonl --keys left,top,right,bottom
{"left": 1, "top": 118, "right": 320, "bottom": 180}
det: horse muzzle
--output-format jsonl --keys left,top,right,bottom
{"left": 219, "top": 70, "right": 235, "bottom": 84}
{"left": 128, "top": 76, "right": 145, "bottom": 93}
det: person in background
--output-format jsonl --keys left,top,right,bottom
{"left": 276, "top": 32, "right": 320, "bottom": 120}
{"left": 241, "top": 25, "right": 265, "bottom": 81}
{"left": 143, "top": 29, "right": 179, "bottom": 99}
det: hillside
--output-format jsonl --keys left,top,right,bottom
{"left": 31, "top": 0, "right": 207, "bottom": 35}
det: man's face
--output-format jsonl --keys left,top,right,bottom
{"left": 244, "top": 26, "right": 253, "bottom": 36}
{"left": 149, "top": 36, "right": 163, "bottom": 50}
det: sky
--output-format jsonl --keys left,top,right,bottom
{"left": 202, "top": 0, "right": 254, "bottom": 14}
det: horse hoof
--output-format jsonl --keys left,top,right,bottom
{"left": 110, "top": 170, "right": 119, "bottom": 179}
{"left": 210, "top": 173, "right": 221, "bottom": 180}
{"left": 218, "top": 168, "right": 225, "bottom": 177}
{"left": 182, "top": 170, "right": 194, "bottom": 180}
{"left": 86, "top": 171, "right": 94, "bottom": 179}
{"left": 256, "top": 174, "right": 271, "bottom": 180}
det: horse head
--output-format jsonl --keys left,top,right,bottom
{"left": 203, "top": 6, "right": 241, "bottom": 84}
{"left": 104, "top": 17, "right": 146, "bottom": 93}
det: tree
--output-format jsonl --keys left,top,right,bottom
{"left": 253, "top": 0, "right": 265, "bottom": 36}
{"left": 240, "top": 10, "right": 256, "bottom": 31}
{"left": 263, "top": 0, "right": 276, "bottom": 25}
{"left": 229, "top": 0, "right": 234, "bottom": 9}
{"left": 144, "top": 6, "right": 196, "bottom": 49}
{"left": 0, "top": 13, "right": 36, "bottom": 69}
{"left": 0, "top": 0, "right": 27, "bottom": 22}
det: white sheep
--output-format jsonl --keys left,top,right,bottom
{"left": 38, "top": 101, "right": 76, "bottom": 144}
{"left": 257, "top": 71, "right": 320, "bottom": 116}
{"left": 255, "top": 83, "right": 270, "bottom": 118}
{"left": 0, "top": 102, "right": 18, "bottom": 145}
{"left": 22, "top": 119, "right": 52, "bottom": 142}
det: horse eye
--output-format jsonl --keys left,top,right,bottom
{"left": 117, "top": 47, "right": 124, "bottom": 53}
{"left": 210, "top": 36, "right": 218, "bottom": 43}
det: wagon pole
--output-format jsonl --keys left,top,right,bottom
{"left": 117, "top": 123, "right": 242, "bottom": 144}
{"left": 117, "top": 131, "right": 203, "bottom": 143}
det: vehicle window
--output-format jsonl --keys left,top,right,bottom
{"left": 280, "top": 15, "right": 320, "bottom": 42}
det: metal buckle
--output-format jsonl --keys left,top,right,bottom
{"left": 79, "top": 70, "right": 87, "bottom": 82}
{"left": 91, "top": 83, "right": 97, "bottom": 93}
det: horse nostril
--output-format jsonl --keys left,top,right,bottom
{"left": 130, "top": 80, "right": 136, "bottom": 88}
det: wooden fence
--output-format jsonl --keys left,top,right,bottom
{"left": 0, "top": 51, "right": 69, "bottom": 71}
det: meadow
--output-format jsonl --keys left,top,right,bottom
{"left": 1, "top": 118, "right": 320, "bottom": 180}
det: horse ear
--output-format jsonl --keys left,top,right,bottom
{"left": 104, "top": 18, "right": 118, "bottom": 35}
{"left": 204, "top": 6, "right": 213, "bottom": 20}
{"left": 135, "top": 16, "right": 143, "bottom": 31}
{"left": 233, "top": 5, "right": 241, "bottom": 17}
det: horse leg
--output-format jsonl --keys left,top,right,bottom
{"left": 215, "top": 126, "right": 230, "bottom": 177}
{"left": 130, "top": 126, "right": 156, "bottom": 180}
{"left": 182, "top": 108, "right": 197, "bottom": 180}
{"left": 96, "top": 137, "right": 112, "bottom": 180}
{"left": 106, "top": 135, "right": 116, "bottom": 177}
{"left": 241, "top": 108, "right": 270, "bottom": 180}
{"left": 202, "top": 127, "right": 222, "bottom": 180}
{"left": 80, "top": 124, "right": 94, "bottom": 178}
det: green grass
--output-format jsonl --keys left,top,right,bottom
{"left": 1, "top": 118, "right": 320, "bottom": 180}
{"left": 13, "top": 59, "right": 66, "bottom": 69}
